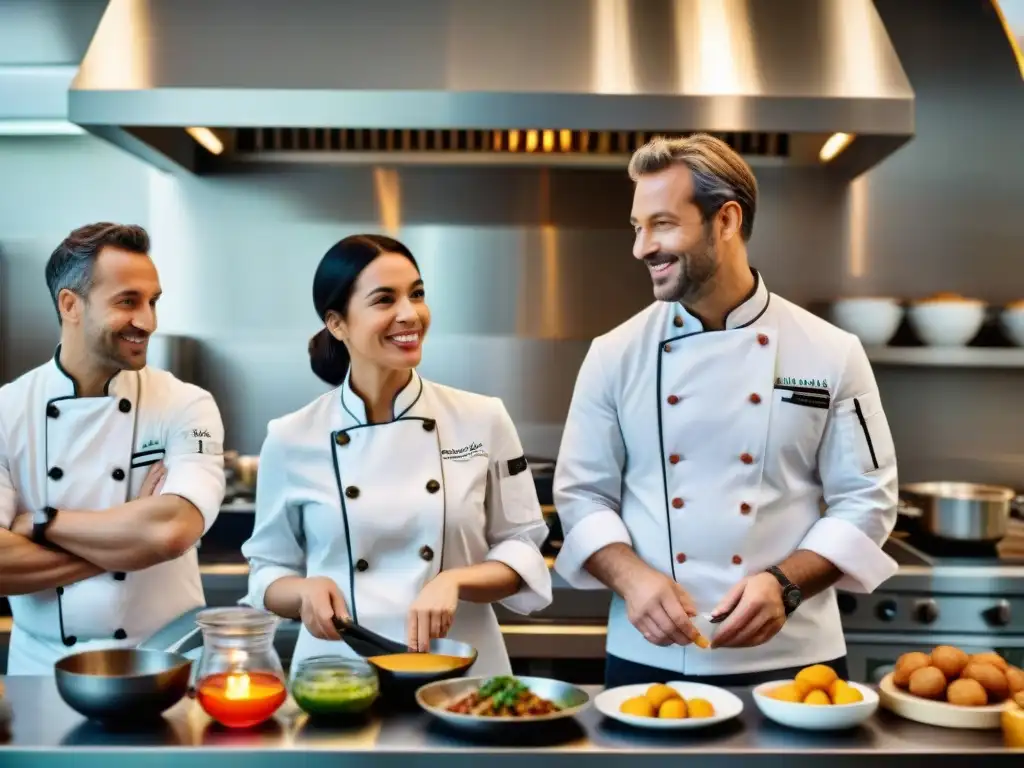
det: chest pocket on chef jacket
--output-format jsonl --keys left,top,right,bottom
{"left": 492, "top": 456, "right": 539, "bottom": 525}
{"left": 767, "top": 389, "right": 830, "bottom": 470}
{"left": 836, "top": 391, "right": 896, "bottom": 475}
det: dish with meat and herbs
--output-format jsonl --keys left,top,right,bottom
{"left": 444, "top": 676, "right": 562, "bottom": 717}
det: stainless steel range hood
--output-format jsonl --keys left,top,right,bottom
{"left": 68, "top": 0, "right": 915, "bottom": 178}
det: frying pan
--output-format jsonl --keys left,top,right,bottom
{"left": 332, "top": 617, "right": 477, "bottom": 705}
{"left": 53, "top": 607, "right": 206, "bottom": 726}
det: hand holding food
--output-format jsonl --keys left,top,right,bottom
{"left": 709, "top": 573, "right": 787, "bottom": 649}
{"left": 891, "top": 646, "right": 1023, "bottom": 706}
{"left": 407, "top": 571, "right": 460, "bottom": 652}
{"left": 299, "top": 576, "right": 350, "bottom": 640}
{"left": 763, "top": 664, "right": 865, "bottom": 705}
{"left": 619, "top": 683, "right": 716, "bottom": 719}
{"left": 622, "top": 565, "right": 699, "bottom": 647}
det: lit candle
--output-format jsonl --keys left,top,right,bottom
{"left": 197, "top": 670, "right": 287, "bottom": 728}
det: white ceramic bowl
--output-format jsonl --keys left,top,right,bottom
{"left": 907, "top": 299, "right": 986, "bottom": 347}
{"left": 830, "top": 297, "right": 904, "bottom": 346}
{"left": 594, "top": 682, "right": 744, "bottom": 730}
{"left": 1000, "top": 306, "right": 1024, "bottom": 347}
{"left": 752, "top": 680, "right": 879, "bottom": 731}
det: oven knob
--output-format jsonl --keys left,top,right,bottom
{"left": 837, "top": 593, "right": 857, "bottom": 615}
{"left": 982, "top": 600, "right": 1011, "bottom": 627}
{"left": 875, "top": 599, "right": 898, "bottom": 622}
{"left": 914, "top": 599, "right": 939, "bottom": 625}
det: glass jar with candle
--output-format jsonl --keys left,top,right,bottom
{"left": 194, "top": 607, "right": 288, "bottom": 728}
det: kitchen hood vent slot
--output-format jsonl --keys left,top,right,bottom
{"left": 234, "top": 128, "right": 790, "bottom": 160}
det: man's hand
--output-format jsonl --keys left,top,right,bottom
{"left": 11, "top": 511, "right": 32, "bottom": 538}
{"left": 298, "top": 576, "right": 350, "bottom": 641}
{"left": 408, "top": 571, "right": 460, "bottom": 652}
{"left": 710, "top": 572, "right": 787, "bottom": 648}
{"left": 622, "top": 565, "right": 699, "bottom": 647}
{"left": 138, "top": 461, "right": 167, "bottom": 498}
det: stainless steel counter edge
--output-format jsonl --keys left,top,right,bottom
{"left": 0, "top": 676, "right": 1020, "bottom": 766}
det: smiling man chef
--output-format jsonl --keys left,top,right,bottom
{"left": 0, "top": 222, "right": 226, "bottom": 675}
{"left": 554, "top": 134, "right": 900, "bottom": 687}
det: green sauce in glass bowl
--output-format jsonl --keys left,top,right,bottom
{"left": 290, "top": 656, "right": 379, "bottom": 717}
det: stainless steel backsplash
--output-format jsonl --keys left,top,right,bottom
{"left": 1, "top": 0, "right": 1022, "bottom": 485}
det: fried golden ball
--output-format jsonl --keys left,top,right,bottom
{"left": 687, "top": 698, "right": 715, "bottom": 718}
{"left": 893, "top": 652, "right": 931, "bottom": 688}
{"left": 620, "top": 696, "right": 656, "bottom": 717}
{"left": 658, "top": 698, "right": 688, "bottom": 719}
{"left": 1006, "top": 667, "right": 1024, "bottom": 695}
{"left": 832, "top": 684, "right": 864, "bottom": 705}
{"left": 946, "top": 678, "right": 987, "bottom": 707}
{"left": 645, "top": 683, "right": 680, "bottom": 710}
{"left": 1015, "top": 691, "right": 1024, "bottom": 709}
{"left": 803, "top": 690, "right": 832, "bottom": 706}
{"left": 766, "top": 683, "right": 804, "bottom": 703}
{"left": 908, "top": 666, "right": 947, "bottom": 699}
{"left": 930, "top": 645, "right": 970, "bottom": 680}
{"left": 969, "top": 652, "right": 1008, "bottom": 672}
{"left": 962, "top": 662, "right": 1009, "bottom": 702}
{"left": 795, "top": 664, "right": 838, "bottom": 692}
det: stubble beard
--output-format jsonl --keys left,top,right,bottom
{"left": 652, "top": 235, "right": 720, "bottom": 304}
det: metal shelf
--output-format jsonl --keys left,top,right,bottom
{"left": 866, "top": 346, "right": 1024, "bottom": 368}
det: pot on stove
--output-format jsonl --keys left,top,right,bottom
{"left": 898, "top": 482, "right": 1024, "bottom": 543}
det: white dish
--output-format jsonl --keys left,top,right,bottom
{"left": 877, "top": 673, "right": 1004, "bottom": 730}
{"left": 907, "top": 300, "right": 986, "bottom": 347}
{"left": 1000, "top": 306, "right": 1024, "bottom": 346}
{"left": 594, "top": 681, "right": 743, "bottom": 730}
{"left": 752, "top": 679, "right": 878, "bottom": 731}
{"left": 830, "top": 297, "right": 904, "bottom": 346}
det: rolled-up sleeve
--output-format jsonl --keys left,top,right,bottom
{"left": 158, "top": 386, "right": 226, "bottom": 534}
{"left": 240, "top": 422, "right": 306, "bottom": 611}
{"left": 801, "top": 336, "right": 899, "bottom": 593}
{"left": 481, "top": 399, "right": 553, "bottom": 615}
{"left": 0, "top": 418, "right": 16, "bottom": 530}
{"left": 553, "top": 341, "right": 631, "bottom": 590}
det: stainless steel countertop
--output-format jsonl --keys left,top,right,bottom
{"left": 0, "top": 675, "right": 1020, "bottom": 767}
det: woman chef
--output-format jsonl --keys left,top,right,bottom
{"left": 241, "top": 234, "right": 553, "bottom": 676}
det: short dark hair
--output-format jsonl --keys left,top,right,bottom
{"left": 45, "top": 223, "right": 150, "bottom": 321}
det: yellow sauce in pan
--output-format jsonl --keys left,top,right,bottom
{"left": 368, "top": 653, "right": 470, "bottom": 673}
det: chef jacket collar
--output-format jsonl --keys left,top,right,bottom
{"left": 339, "top": 367, "right": 424, "bottom": 427}
{"left": 47, "top": 344, "right": 135, "bottom": 401}
{"left": 669, "top": 268, "right": 770, "bottom": 335}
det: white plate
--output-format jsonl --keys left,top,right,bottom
{"left": 752, "top": 679, "right": 879, "bottom": 731}
{"left": 594, "top": 682, "right": 743, "bottom": 729}
{"left": 877, "top": 673, "right": 1004, "bottom": 730}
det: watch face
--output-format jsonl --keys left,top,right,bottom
{"left": 785, "top": 587, "right": 802, "bottom": 609}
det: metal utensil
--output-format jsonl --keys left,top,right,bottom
{"left": 53, "top": 606, "right": 207, "bottom": 725}
{"left": 415, "top": 675, "right": 590, "bottom": 733}
{"left": 899, "top": 482, "right": 1023, "bottom": 543}
{"left": 331, "top": 617, "right": 478, "bottom": 705}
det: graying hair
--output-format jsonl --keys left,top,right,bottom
{"left": 628, "top": 134, "right": 758, "bottom": 242}
{"left": 45, "top": 223, "right": 150, "bottom": 322}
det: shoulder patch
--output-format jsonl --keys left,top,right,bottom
{"left": 506, "top": 455, "right": 528, "bottom": 477}
{"left": 180, "top": 427, "right": 223, "bottom": 456}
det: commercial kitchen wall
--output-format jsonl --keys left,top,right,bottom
{"left": 1, "top": 0, "right": 1023, "bottom": 487}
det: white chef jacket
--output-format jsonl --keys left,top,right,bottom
{"left": 0, "top": 347, "right": 226, "bottom": 675}
{"left": 241, "top": 370, "right": 552, "bottom": 677}
{"left": 554, "top": 270, "right": 899, "bottom": 676}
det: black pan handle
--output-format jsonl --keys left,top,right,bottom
{"left": 332, "top": 617, "right": 408, "bottom": 656}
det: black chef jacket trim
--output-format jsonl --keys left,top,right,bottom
{"left": 853, "top": 398, "right": 879, "bottom": 470}
{"left": 131, "top": 448, "right": 166, "bottom": 469}
{"left": 52, "top": 344, "right": 121, "bottom": 397}
{"left": 340, "top": 372, "right": 424, "bottom": 426}
{"left": 329, "top": 414, "right": 446, "bottom": 624}
{"left": 45, "top": 370, "right": 142, "bottom": 646}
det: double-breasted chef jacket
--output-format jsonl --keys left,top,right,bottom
{"left": 241, "top": 370, "right": 552, "bottom": 678}
{"left": 553, "top": 269, "right": 899, "bottom": 676}
{"left": 0, "top": 347, "right": 226, "bottom": 675}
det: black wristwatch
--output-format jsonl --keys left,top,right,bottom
{"left": 766, "top": 565, "right": 802, "bottom": 615}
{"left": 32, "top": 506, "right": 58, "bottom": 546}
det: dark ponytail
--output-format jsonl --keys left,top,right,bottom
{"left": 309, "top": 234, "right": 419, "bottom": 387}
{"left": 308, "top": 328, "right": 351, "bottom": 386}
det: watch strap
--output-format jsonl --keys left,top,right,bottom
{"left": 766, "top": 565, "right": 802, "bottom": 615}
{"left": 32, "top": 506, "right": 58, "bottom": 546}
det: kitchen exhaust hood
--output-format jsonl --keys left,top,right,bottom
{"left": 68, "top": 0, "right": 915, "bottom": 178}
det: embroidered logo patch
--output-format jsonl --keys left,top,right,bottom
{"left": 441, "top": 442, "right": 488, "bottom": 462}
{"left": 180, "top": 427, "right": 223, "bottom": 456}
{"left": 775, "top": 376, "right": 830, "bottom": 389}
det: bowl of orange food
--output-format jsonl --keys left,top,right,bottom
{"left": 907, "top": 292, "right": 987, "bottom": 347}
{"left": 595, "top": 681, "right": 743, "bottom": 729}
{"left": 1000, "top": 300, "right": 1024, "bottom": 347}
{"left": 753, "top": 664, "right": 878, "bottom": 730}
{"left": 878, "top": 646, "right": 1024, "bottom": 729}
{"left": 1003, "top": 691, "right": 1024, "bottom": 747}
